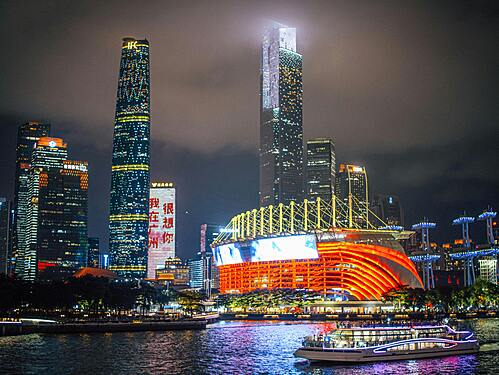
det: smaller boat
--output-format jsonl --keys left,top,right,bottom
{"left": 294, "top": 324, "right": 479, "bottom": 363}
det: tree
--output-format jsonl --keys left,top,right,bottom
{"left": 177, "top": 290, "right": 206, "bottom": 316}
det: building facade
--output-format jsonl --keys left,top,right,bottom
{"left": 147, "top": 182, "right": 175, "bottom": 279}
{"left": 188, "top": 256, "right": 204, "bottom": 289}
{"left": 215, "top": 230, "right": 422, "bottom": 299}
{"left": 0, "top": 198, "right": 11, "bottom": 274}
{"left": 372, "top": 194, "right": 404, "bottom": 226}
{"left": 13, "top": 122, "right": 50, "bottom": 277}
{"left": 335, "top": 164, "right": 369, "bottom": 227}
{"left": 479, "top": 257, "right": 497, "bottom": 284}
{"left": 88, "top": 237, "right": 100, "bottom": 268}
{"left": 24, "top": 138, "right": 88, "bottom": 281}
{"left": 306, "top": 138, "right": 336, "bottom": 203}
{"left": 155, "top": 257, "right": 189, "bottom": 287}
{"left": 259, "top": 23, "right": 303, "bottom": 206}
{"left": 109, "top": 37, "right": 151, "bottom": 279}
{"left": 200, "top": 223, "right": 221, "bottom": 295}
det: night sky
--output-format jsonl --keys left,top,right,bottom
{"left": 0, "top": 0, "right": 497, "bottom": 259}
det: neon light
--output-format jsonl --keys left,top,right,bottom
{"left": 372, "top": 338, "right": 461, "bottom": 353}
{"left": 218, "top": 241, "right": 421, "bottom": 298}
{"left": 111, "top": 164, "right": 149, "bottom": 172}
{"left": 412, "top": 222, "right": 436, "bottom": 230}
{"left": 452, "top": 217, "right": 475, "bottom": 225}
{"left": 478, "top": 211, "right": 497, "bottom": 220}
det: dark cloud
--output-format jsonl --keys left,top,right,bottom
{"left": 0, "top": 0, "right": 497, "bottom": 257}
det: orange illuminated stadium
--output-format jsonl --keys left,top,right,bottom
{"left": 216, "top": 232, "right": 422, "bottom": 300}
{"left": 212, "top": 198, "right": 423, "bottom": 301}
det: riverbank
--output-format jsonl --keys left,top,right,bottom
{"left": 221, "top": 310, "right": 499, "bottom": 321}
{"left": 0, "top": 319, "right": 207, "bottom": 337}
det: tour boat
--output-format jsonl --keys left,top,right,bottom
{"left": 294, "top": 324, "right": 479, "bottom": 363}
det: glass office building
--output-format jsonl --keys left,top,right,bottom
{"left": 13, "top": 122, "right": 50, "bottom": 278}
{"left": 24, "top": 138, "right": 88, "bottom": 281}
{"left": 109, "top": 37, "right": 151, "bottom": 279}
{"left": 87, "top": 237, "right": 100, "bottom": 268}
{"left": 259, "top": 23, "right": 303, "bottom": 206}
{"left": 335, "top": 164, "right": 369, "bottom": 227}
{"left": 306, "top": 138, "right": 336, "bottom": 203}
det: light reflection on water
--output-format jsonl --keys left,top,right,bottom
{"left": 0, "top": 319, "right": 497, "bottom": 374}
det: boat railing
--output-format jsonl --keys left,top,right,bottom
{"left": 302, "top": 327, "right": 473, "bottom": 349}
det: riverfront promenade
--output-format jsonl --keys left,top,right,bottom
{"left": 221, "top": 311, "right": 499, "bottom": 321}
{"left": 0, "top": 319, "right": 207, "bottom": 337}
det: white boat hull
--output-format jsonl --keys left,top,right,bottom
{"left": 294, "top": 342, "right": 479, "bottom": 363}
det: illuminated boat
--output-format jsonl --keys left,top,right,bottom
{"left": 294, "top": 325, "right": 479, "bottom": 362}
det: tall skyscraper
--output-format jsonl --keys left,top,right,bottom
{"left": 24, "top": 138, "right": 88, "bottom": 281}
{"left": 147, "top": 182, "right": 175, "bottom": 279}
{"left": 88, "top": 237, "right": 100, "bottom": 268}
{"left": 200, "top": 223, "right": 221, "bottom": 296}
{"left": 306, "top": 138, "right": 336, "bottom": 203}
{"left": 109, "top": 37, "right": 151, "bottom": 279}
{"left": 372, "top": 194, "right": 404, "bottom": 226}
{"left": 259, "top": 23, "right": 303, "bottom": 206}
{"left": 13, "top": 122, "right": 50, "bottom": 276}
{"left": 0, "top": 198, "right": 11, "bottom": 274}
{"left": 335, "top": 164, "right": 369, "bottom": 227}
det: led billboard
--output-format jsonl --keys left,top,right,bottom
{"left": 147, "top": 182, "right": 175, "bottom": 278}
{"left": 213, "top": 235, "right": 318, "bottom": 266}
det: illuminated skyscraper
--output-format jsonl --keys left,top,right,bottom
{"left": 306, "top": 138, "right": 336, "bottom": 203}
{"left": 259, "top": 23, "right": 303, "bottom": 206}
{"left": 13, "top": 122, "right": 50, "bottom": 277}
{"left": 23, "top": 138, "right": 88, "bottom": 281}
{"left": 188, "top": 256, "right": 204, "bottom": 289}
{"left": 335, "top": 164, "right": 369, "bottom": 227}
{"left": 0, "top": 198, "right": 11, "bottom": 274}
{"left": 87, "top": 237, "right": 100, "bottom": 268}
{"left": 109, "top": 37, "right": 151, "bottom": 279}
{"left": 147, "top": 182, "right": 175, "bottom": 279}
{"left": 200, "top": 223, "right": 221, "bottom": 296}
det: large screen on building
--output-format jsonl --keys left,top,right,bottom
{"left": 213, "top": 235, "right": 318, "bottom": 266}
{"left": 148, "top": 183, "right": 175, "bottom": 278}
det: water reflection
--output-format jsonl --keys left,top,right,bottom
{"left": 0, "top": 319, "right": 496, "bottom": 374}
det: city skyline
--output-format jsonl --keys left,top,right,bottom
{"left": 0, "top": 3, "right": 498, "bottom": 373}
{"left": 0, "top": 1, "right": 497, "bottom": 259}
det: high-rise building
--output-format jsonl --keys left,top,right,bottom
{"left": 0, "top": 198, "right": 12, "bottom": 274}
{"left": 19, "top": 137, "right": 88, "bottom": 281}
{"left": 200, "top": 223, "right": 221, "bottom": 296}
{"left": 306, "top": 138, "right": 336, "bottom": 203}
{"left": 88, "top": 237, "right": 100, "bottom": 268}
{"left": 13, "top": 122, "right": 50, "bottom": 277}
{"left": 335, "top": 164, "right": 369, "bottom": 227}
{"left": 188, "top": 256, "right": 204, "bottom": 289}
{"left": 147, "top": 182, "right": 175, "bottom": 279}
{"left": 100, "top": 254, "right": 110, "bottom": 269}
{"left": 372, "top": 194, "right": 404, "bottom": 226}
{"left": 109, "top": 37, "right": 151, "bottom": 279}
{"left": 24, "top": 137, "right": 68, "bottom": 280}
{"left": 259, "top": 23, "right": 303, "bottom": 206}
{"left": 24, "top": 138, "right": 88, "bottom": 281}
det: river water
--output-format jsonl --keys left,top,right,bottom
{"left": 0, "top": 319, "right": 498, "bottom": 374}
